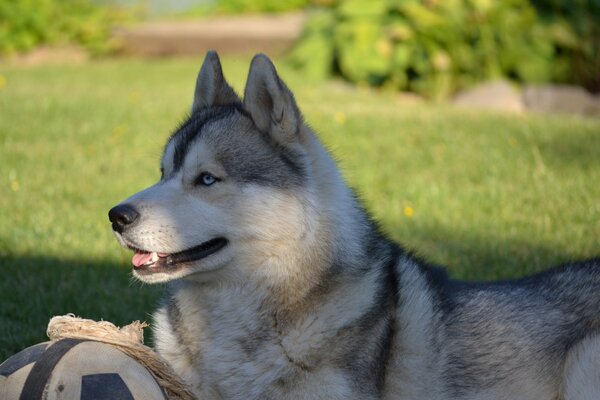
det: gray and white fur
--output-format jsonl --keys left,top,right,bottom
{"left": 109, "top": 52, "right": 600, "bottom": 400}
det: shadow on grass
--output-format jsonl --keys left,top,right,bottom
{"left": 0, "top": 256, "right": 162, "bottom": 361}
{"left": 388, "top": 221, "right": 595, "bottom": 281}
{"left": 536, "top": 131, "right": 600, "bottom": 170}
{"left": 2, "top": 230, "right": 596, "bottom": 361}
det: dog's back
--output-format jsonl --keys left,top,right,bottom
{"left": 386, "top": 257, "right": 600, "bottom": 399}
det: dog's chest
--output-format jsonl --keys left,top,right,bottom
{"left": 160, "top": 285, "right": 300, "bottom": 398}
{"left": 157, "top": 283, "right": 361, "bottom": 399}
{"left": 203, "top": 301, "right": 290, "bottom": 397}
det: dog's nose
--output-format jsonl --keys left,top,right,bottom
{"left": 108, "top": 204, "right": 139, "bottom": 233}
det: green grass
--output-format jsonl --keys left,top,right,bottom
{"left": 1, "top": 57, "right": 599, "bottom": 360}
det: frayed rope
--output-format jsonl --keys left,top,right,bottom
{"left": 47, "top": 314, "right": 196, "bottom": 400}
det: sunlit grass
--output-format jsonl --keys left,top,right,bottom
{"left": 1, "top": 57, "right": 599, "bottom": 359}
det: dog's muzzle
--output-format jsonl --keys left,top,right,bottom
{"left": 108, "top": 204, "right": 139, "bottom": 233}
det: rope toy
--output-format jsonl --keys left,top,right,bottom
{"left": 47, "top": 314, "right": 196, "bottom": 400}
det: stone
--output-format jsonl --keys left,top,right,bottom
{"left": 523, "top": 84, "right": 600, "bottom": 116}
{"left": 452, "top": 80, "right": 524, "bottom": 113}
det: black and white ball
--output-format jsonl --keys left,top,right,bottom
{"left": 0, "top": 339, "right": 167, "bottom": 399}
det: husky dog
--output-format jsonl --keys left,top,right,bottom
{"left": 109, "top": 52, "right": 600, "bottom": 400}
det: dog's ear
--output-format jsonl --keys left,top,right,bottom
{"left": 244, "top": 54, "right": 301, "bottom": 145}
{"left": 192, "top": 51, "right": 240, "bottom": 113}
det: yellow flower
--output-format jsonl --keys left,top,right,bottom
{"left": 403, "top": 206, "right": 414, "bottom": 218}
{"left": 333, "top": 111, "right": 347, "bottom": 125}
{"left": 0, "top": 74, "right": 6, "bottom": 90}
{"left": 110, "top": 124, "right": 128, "bottom": 144}
{"left": 8, "top": 170, "right": 18, "bottom": 191}
{"left": 128, "top": 90, "right": 141, "bottom": 104}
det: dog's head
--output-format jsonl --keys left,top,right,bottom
{"left": 109, "top": 52, "right": 325, "bottom": 284}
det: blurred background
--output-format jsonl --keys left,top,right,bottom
{"left": 1, "top": 0, "right": 599, "bottom": 359}
{"left": 1, "top": 0, "right": 599, "bottom": 101}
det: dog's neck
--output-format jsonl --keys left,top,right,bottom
{"left": 258, "top": 129, "right": 386, "bottom": 310}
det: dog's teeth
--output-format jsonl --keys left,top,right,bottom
{"left": 151, "top": 252, "right": 159, "bottom": 262}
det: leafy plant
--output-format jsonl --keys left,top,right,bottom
{"left": 0, "top": 0, "right": 129, "bottom": 56}
{"left": 290, "top": 0, "right": 598, "bottom": 98}
{"left": 215, "top": 0, "right": 311, "bottom": 14}
{"left": 531, "top": 0, "right": 600, "bottom": 92}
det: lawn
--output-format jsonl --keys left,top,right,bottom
{"left": 1, "top": 56, "right": 599, "bottom": 360}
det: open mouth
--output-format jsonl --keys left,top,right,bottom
{"left": 129, "top": 238, "right": 228, "bottom": 275}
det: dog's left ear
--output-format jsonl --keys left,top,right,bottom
{"left": 192, "top": 51, "right": 241, "bottom": 113}
{"left": 244, "top": 54, "right": 302, "bottom": 145}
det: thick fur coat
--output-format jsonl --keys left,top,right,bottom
{"left": 109, "top": 52, "right": 600, "bottom": 399}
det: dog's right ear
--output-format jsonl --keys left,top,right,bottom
{"left": 192, "top": 51, "right": 240, "bottom": 113}
{"left": 244, "top": 54, "right": 302, "bottom": 147}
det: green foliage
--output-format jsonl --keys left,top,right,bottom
{"left": 215, "top": 0, "right": 311, "bottom": 14}
{"left": 0, "top": 0, "right": 127, "bottom": 56}
{"left": 531, "top": 0, "right": 600, "bottom": 92}
{"left": 290, "top": 0, "right": 599, "bottom": 98}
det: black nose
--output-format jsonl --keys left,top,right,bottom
{"left": 108, "top": 204, "right": 139, "bottom": 233}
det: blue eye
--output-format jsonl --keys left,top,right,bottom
{"left": 196, "top": 172, "right": 218, "bottom": 186}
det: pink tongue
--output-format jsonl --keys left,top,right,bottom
{"left": 132, "top": 252, "right": 153, "bottom": 268}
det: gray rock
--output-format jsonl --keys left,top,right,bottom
{"left": 523, "top": 84, "right": 600, "bottom": 116}
{"left": 452, "top": 80, "right": 524, "bottom": 113}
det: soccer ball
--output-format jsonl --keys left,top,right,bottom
{"left": 0, "top": 339, "right": 167, "bottom": 399}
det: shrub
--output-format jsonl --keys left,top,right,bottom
{"left": 215, "top": 0, "right": 311, "bottom": 14}
{"left": 290, "top": 0, "right": 598, "bottom": 98}
{"left": 0, "top": 0, "right": 127, "bottom": 56}
{"left": 531, "top": 0, "right": 600, "bottom": 92}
